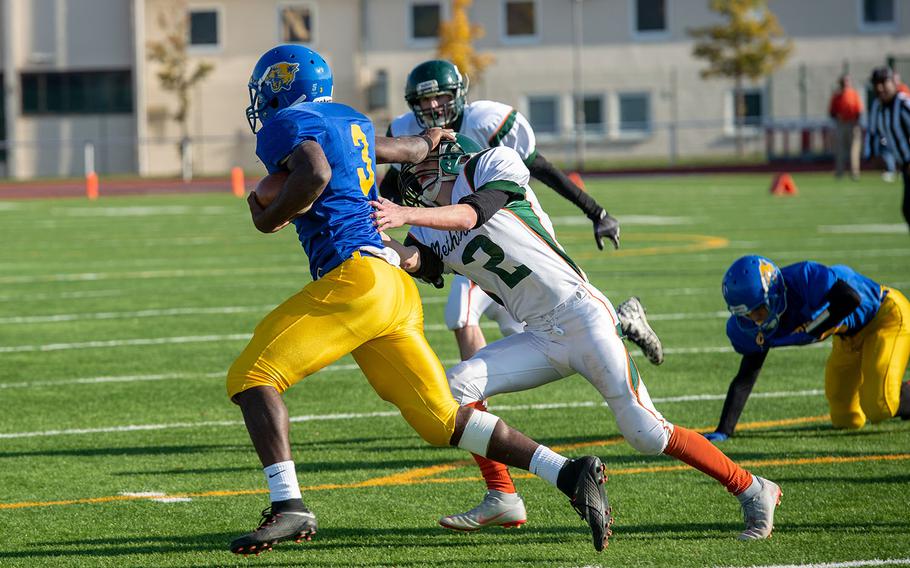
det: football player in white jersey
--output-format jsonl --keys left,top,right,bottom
{"left": 380, "top": 60, "right": 663, "bottom": 366}
{"left": 370, "top": 135, "right": 781, "bottom": 540}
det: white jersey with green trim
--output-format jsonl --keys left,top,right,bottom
{"left": 408, "top": 146, "right": 587, "bottom": 323}
{"left": 388, "top": 100, "right": 537, "bottom": 167}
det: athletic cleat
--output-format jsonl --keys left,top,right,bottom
{"left": 616, "top": 296, "right": 664, "bottom": 365}
{"left": 438, "top": 490, "right": 527, "bottom": 531}
{"left": 739, "top": 477, "right": 781, "bottom": 540}
{"left": 567, "top": 456, "right": 612, "bottom": 552}
{"left": 229, "top": 505, "right": 317, "bottom": 555}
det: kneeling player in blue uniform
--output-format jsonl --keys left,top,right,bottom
{"left": 705, "top": 255, "right": 910, "bottom": 441}
{"left": 225, "top": 45, "right": 612, "bottom": 556}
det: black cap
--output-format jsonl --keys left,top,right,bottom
{"left": 870, "top": 66, "right": 894, "bottom": 84}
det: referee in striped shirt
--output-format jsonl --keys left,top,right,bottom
{"left": 865, "top": 66, "right": 910, "bottom": 232}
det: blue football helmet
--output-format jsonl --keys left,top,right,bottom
{"left": 722, "top": 255, "right": 788, "bottom": 333}
{"left": 246, "top": 45, "right": 333, "bottom": 133}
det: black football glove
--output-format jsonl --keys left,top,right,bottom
{"left": 419, "top": 274, "right": 445, "bottom": 289}
{"left": 590, "top": 209, "right": 620, "bottom": 250}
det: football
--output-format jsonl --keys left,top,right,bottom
{"left": 252, "top": 170, "right": 290, "bottom": 208}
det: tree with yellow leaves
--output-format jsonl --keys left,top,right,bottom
{"left": 689, "top": 0, "right": 792, "bottom": 156}
{"left": 437, "top": 0, "right": 494, "bottom": 83}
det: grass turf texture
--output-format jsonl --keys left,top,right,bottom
{"left": 0, "top": 173, "right": 908, "bottom": 567}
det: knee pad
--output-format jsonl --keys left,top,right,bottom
{"left": 626, "top": 428, "right": 670, "bottom": 456}
{"left": 457, "top": 409, "right": 499, "bottom": 455}
{"left": 447, "top": 361, "right": 485, "bottom": 405}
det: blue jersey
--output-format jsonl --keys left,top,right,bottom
{"left": 727, "top": 261, "right": 886, "bottom": 355}
{"left": 256, "top": 102, "right": 381, "bottom": 280}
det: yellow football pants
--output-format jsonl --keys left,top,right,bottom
{"left": 226, "top": 253, "right": 458, "bottom": 446}
{"left": 825, "top": 287, "right": 910, "bottom": 429}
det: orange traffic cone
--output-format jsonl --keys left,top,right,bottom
{"left": 85, "top": 172, "right": 99, "bottom": 200}
{"left": 231, "top": 167, "right": 245, "bottom": 198}
{"left": 770, "top": 173, "right": 798, "bottom": 196}
{"left": 568, "top": 171, "right": 586, "bottom": 191}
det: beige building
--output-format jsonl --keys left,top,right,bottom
{"left": 0, "top": 0, "right": 908, "bottom": 178}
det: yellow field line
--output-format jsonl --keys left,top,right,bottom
{"left": 1, "top": 414, "right": 901, "bottom": 511}
{"left": 574, "top": 233, "right": 729, "bottom": 260}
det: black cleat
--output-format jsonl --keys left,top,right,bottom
{"left": 563, "top": 456, "right": 613, "bottom": 552}
{"left": 229, "top": 505, "right": 317, "bottom": 556}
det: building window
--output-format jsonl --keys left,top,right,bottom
{"left": 634, "top": 0, "right": 667, "bottom": 34}
{"left": 411, "top": 3, "right": 441, "bottom": 40}
{"left": 860, "top": 0, "right": 895, "bottom": 27}
{"left": 528, "top": 95, "right": 558, "bottom": 135}
{"left": 618, "top": 92, "right": 650, "bottom": 134}
{"left": 188, "top": 9, "right": 219, "bottom": 47}
{"left": 279, "top": 3, "right": 315, "bottom": 44}
{"left": 574, "top": 95, "right": 605, "bottom": 134}
{"left": 726, "top": 88, "right": 765, "bottom": 133}
{"left": 21, "top": 71, "right": 133, "bottom": 115}
{"left": 504, "top": 0, "right": 537, "bottom": 39}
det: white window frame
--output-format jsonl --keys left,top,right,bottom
{"left": 573, "top": 93, "right": 607, "bottom": 139}
{"left": 524, "top": 94, "right": 561, "bottom": 140}
{"left": 187, "top": 5, "right": 224, "bottom": 54}
{"left": 857, "top": 0, "right": 898, "bottom": 32}
{"left": 724, "top": 87, "right": 765, "bottom": 137}
{"left": 277, "top": 2, "right": 318, "bottom": 47}
{"left": 501, "top": 0, "right": 541, "bottom": 45}
{"left": 630, "top": 0, "right": 670, "bottom": 41}
{"left": 407, "top": 1, "right": 447, "bottom": 47}
{"left": 611, "top": 91, "right": 652, "bottom": 140}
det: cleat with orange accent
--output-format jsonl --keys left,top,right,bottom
{"left": 738, "top": 477, "right": 781, "bottom": 540}
{"left": 230, "top": 504, "right": 317, "bottom": 554}
{"left": 439, "top": 490, "right": 527, "bottom": 532}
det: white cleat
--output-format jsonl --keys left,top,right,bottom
{"left": 738, "top": 477, "right": 782, "bottom": 540}
{"left": 616, "top": 296, "right": 664, "bottom": 365}
{"left": 438, "top": 490, "right": 527, "bottom": 532}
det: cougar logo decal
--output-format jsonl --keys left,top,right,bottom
{"left": 264, "top": 62, "right": 300, "bottom": 94}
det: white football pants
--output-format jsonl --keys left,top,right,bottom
{"left": 445, "top": 274, "right": 525, "bottom": 336}
{"left": 447, "top": 285, "right": 673, "bottom": 455}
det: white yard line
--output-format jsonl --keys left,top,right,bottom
{"left": 717, "top": 559, "right": 910, "bottom": 568}
{"left": 0, "top": 389, "right": 824, "bottom": 439}
{"left": 1, "top": 304, "right": 726, "bottom": 326}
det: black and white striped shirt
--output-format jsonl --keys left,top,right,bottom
{"left": 865, "top": 92, "right": 910, "bottom": 165}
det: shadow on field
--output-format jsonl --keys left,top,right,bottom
{"left": 768, "top": 473, "right": 910, "bottom": 485}
{"left": 0, "top": 526, "right": 611, "bottom": 562}
{"left": 0, "top": 443, "right": 252, "bottom": 460}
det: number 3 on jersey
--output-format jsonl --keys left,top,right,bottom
{"left": 350, "top": 124, "right": 375, "bottom": 195}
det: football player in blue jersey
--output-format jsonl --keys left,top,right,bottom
{"left": 704, "top": 255, "right": 910, "bottom": 442}
{"left": 225, "top": 45, "right": 612, "bottom": 556}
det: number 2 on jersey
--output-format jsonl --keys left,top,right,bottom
{"left": 462, "top": 235, "right": 531, "bottom": 288}
{"left": 350, "top": 124, "right": 375, "bottom": 195}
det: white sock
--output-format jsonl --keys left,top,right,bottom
{"left": 264, "top": 460, "right": 302, "bottom": 502}
{"left": 529, "top": 445, "right": 568, "bottom": 487}
{"left": 737, "top": 475, "right": 762, "bottom": 504}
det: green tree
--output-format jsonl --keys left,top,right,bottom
{"left": 689, "top": 0, "right": 792, "bottom": 156}
{"left": 437, "top": 0, "right": 494, "bottom": 83}
{"left": 147, "top": 1, "right": 214, "bottom": 178}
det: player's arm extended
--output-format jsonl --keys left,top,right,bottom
{"left": 371, "top": 190, "right": 514, "bottom": 232}
{"left": 713, "top": 351, "right": 768, "bottom": 437}
{"left": 374, "top": 128, "right": 455, "bottom": 164}
{"left": 250, "top": 141, "right": 331, "bottom": 233}
{"left": 526, "top": 153, "right": 620, "bottom": 250}
{"left": 379, "top": 232, "right": 445, "bottom": 288}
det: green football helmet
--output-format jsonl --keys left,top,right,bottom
{"left": 399, "top": 134, "right": 483, "bottom": 207}
{"left": 404, "top": 60, "right": 469, "bottom": 129}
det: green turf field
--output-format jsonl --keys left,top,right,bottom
{"left": 1, "top": 173, "right": 908, "bottom": 567}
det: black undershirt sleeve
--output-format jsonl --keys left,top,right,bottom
{"left": 378, "top": 167, "right": 403, "bottom": 204}
{"left": 402, "top": 234, "right": 445, "bottom": 288}
{"left": 715, "top": 351, "right": 768, "bottom": 436}
{"left": 807, "top": 279, "right": 862, "bottom": 338}
{"left": 458, "top": 189, "right": 520, "bottom": 228}
{"left": 526, "top": 152, "right": 603, "bottom": 219}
